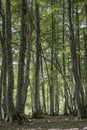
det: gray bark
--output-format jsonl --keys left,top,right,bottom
{"left": 41, "top": 56, "right": 46, "bottom": 114}
{"left": 76, "top": 6, "right": 81, "bottom": 78}
{"left": 33, "top": 1, "right": 41, "bottom": 117}
{"left": 62, "top": 0, "right": 68, "bottom": 115}
{"left": 0, "top": 3, "right": 7, "bottom": 118}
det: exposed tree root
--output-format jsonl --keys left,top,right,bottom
{"left": 2, "top": 112, "right": 29, "bottom": 124}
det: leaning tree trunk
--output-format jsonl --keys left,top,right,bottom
{"left": 68, "top": 0, "right": 85, "bottom": 119}
{"left": 6, "top": 0, "right": 16, "bottom": 121}
{"left": 16, "top": 0, "right": 27, "bottom": 117}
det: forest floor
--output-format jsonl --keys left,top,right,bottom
{"left": 0, "top": 115, "right": 87, "bottom": 130}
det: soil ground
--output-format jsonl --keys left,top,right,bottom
{"left": 0, "top": 115, "right": 87, "bottom": 130}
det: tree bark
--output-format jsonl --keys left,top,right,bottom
{"left": 0, "top": 0, "right": 7, "bottom": 119}
{"left": 6, "top": 0, "right": 16, "bottom": 121}
{"left": 50, "top": 0, "right": 55, "bottom": 116}
{"left": 16, "top": 0, "right": 27, "bottom": 116}
{"left": 41, "top": 55, "right": 46, "bottom": 114}
{"left": 76, "top": 6, "right": 81, "bottom": 78}
{"left": 62, "top": 0, "right": 68, "bottom": 115}
{"left": 68, "top": 0, "right": 85, "bottom": 118}
{"left": 33, "top": 1, "right": 41, "bottom": 117}
{"left": 84, "top": 4, "right": 87, "bottom": 108}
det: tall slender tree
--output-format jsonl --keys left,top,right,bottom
{"left": 50, "top": 0, "right": 55, "bottom": 116}
{"left": 0, "top": 0, "right": 7, "bottom": 119}
{"left": 1, "top": 25, "right": 7, "bottom": 119}
{"left": 84, "top": 4, "right": 87, "bottom": 108}
{"left": 76, "top": 6, "right": 81, "bottom": 78}
{"left": 33, "top": 0, "right": 41, "bottom": 117}
{"left": 62, "top": 0, "right": 68, "bottom": 115}
{"left": 68, "top": 0, "right": 85, "bottom": 118}
{"left": 6, "top": 0, "right": 16, "bottom": 121}
{"left": 16, "top": 0, "right": 27, "bottom": 117}
{"left": 41, "top": 54, "right": 46, "bottom": 114}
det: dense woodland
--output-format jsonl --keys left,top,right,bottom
{"left": 0, "top": 0, "right": 87, "bottom": 124}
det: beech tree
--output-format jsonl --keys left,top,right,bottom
{"left": 0, "top": 0, "right": 7, "bottom": 119}
{"left": 6, "top": 0, "right": 16, "bottom": 121}
{"left": 68, "top": 0, "right": 85, "bottom": 118}
{"left": 16, "top": 0, "right": 27, "bottom": 117}
{"left": 0, "top": 0, "right": 87, "bottom": 122}
{"left": 33, "top": 0, "right": 41, "bottom": 117}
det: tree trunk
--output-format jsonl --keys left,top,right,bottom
{"left": 76, "top": 6, "right": 81, "bottom": 78}
{"left": 68, "top": 0, "right": 85, "bottom": 118}
{"left": 50, "top": 0, "right": 55, "bottom": 116}
{"left": 0, "top": 0, "right": 7, "bottom": 119}
{"left": 6, "top": 0, "right": 16, "bottom": 121}
{"left": 22, "top": 42, "right": 31, "bottom": 113}
{"left": 62, "top": 0, "right": 68, "bottom": 115}
{"left": 84, "top": 4, "right": 87, "bottom": 108}
{"left": 0, "top": 64, "right": 3, "bottom": 119}
{"left": 16, "top": 0, "right": 27, "bottom": 116}
{"left": 55, "top": 80, "right": 59, "bottom": 115}
{"left": 41, "top": 55, "right": 46, "bottom": 114}
{"left": 33, "top": 1, "right": 41, "bottom": 117}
